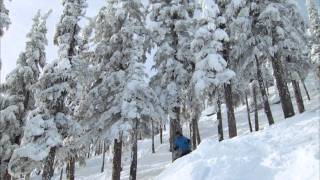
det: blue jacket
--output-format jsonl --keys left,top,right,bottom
{"left": 174, "top": 136, "right": 191, "bottom": 153}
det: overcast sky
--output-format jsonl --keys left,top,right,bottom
{"left": 0, "top": 0, "right": 317, "bottom": 82}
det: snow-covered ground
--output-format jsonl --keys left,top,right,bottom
{"left": 158, "top": 105, "right": 320, "bottom": 180}
{"left": 44, "top": 77, "right": 319, "bottom": 180}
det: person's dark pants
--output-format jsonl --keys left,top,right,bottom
{"left": 180, "top": 150, "right": 191, "bottom": 157}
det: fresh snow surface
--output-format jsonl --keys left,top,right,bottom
{"left": 38, "top": 79, "right": 319, "bottom": 180}
{"left": 158, "top": 108, "right": 319, "bottom": 180}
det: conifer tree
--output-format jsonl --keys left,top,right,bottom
{"left": 0, "top": 0, "right": 10, "bottom": 37}
{"left": 9, "top": 1, "right": 86, "bottom": 179}
{"left": 149, "top": 0, "right": 195, "bottom": 160}
{"left": 1, "top": 10, "right": 50, "bottom": 178}
{"left": 306, "top": 0, "right": 320, "bottom": 79}
{"left": 75, "top": 0, "right": 163, "bottom": 178}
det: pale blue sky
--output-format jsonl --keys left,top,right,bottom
{"left": 0, "top": 0, "right": 317, "bottom": 81}
{"left": 1, "top": 0, "right": 105, "bottom": 81}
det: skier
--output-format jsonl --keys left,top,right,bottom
{"left": 173, "top": 131, "right": 191, "bottom": 160}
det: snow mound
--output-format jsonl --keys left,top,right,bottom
{"left": 157, "top": 111, "right": 320, "bottom": 180}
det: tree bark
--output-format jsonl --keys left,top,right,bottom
{"left": 160, "top": 125, "right": 163, "bottom": 144}
{"left": 111, "top": 135, "right": 123, "bottom": 180}
{"left": 265, "top": 81, "right": 269, "bottom": 96}
{"left": 101, "top": 140, "right": 106, "bottom": 173}
{"left": 255, "top": 56, "right": 274, "bottom": 125}
{"left": 152, "top": 121, "right": 155, "bottom": 154}
{"left": 3, "top": 169, "right": 11, "bottom": 180}
{"left": 129, "top": 120, "right": 139, "bottom": 180}
{"left": 217, "top": 96, "right": 224, "bottom": 141}
{"left": 189, "top": 122, "right": 192, "bottom": 141}
{"left": 253, "top": 85, "right": 259, "bottom": 131}
{"left": 300, "top": 75, "right": 311, "bottom": 100}
{"left": 271, "top": 56, "right": 295, "bottom": 118}
{"left": 192, "top": 118, "right": 197, "bottom": 150}
{"left": 139, "top": 131, "right": 142, "bottom": 140}
{"left": 42, "top": 147, "right": 56, "bottom": 180}
{"left": 95, "top": 140, "right": 100, "bottom": 156}
{"left": 292, "top": 80, "right": 305, "bottom": 113}
{"left": 67, "top": 157, "right": 75, "bottom": 180}
{"left": 195, "top": 118, "right": 201, "bottom": 145}
{"left": 169, "top": 107, "right": 182, "bottom": 161}
{"left": 245, "top": 92, "right": 253, "bottom": 132}
{"left": 59, "top": 168, "right": 63, "bottom": 180}
{"left": 87, "top": 145, "right": 91, "bottom": 158}
{"left": 224, "top": 83, "right": 237, "bottom": 138}
{"left": 66, "top": 162, "right": 70, "bottom": 179}
{"left": 25, "top": 173, "right": 31, "bottom": 180}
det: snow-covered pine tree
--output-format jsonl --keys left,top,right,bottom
{"left": 252, "top": 0, "right": 307, "bottom": 118}
{"left": 53, "top": 1, "right": 87, "bottom": 179}
{"left": 279, "top": 6, "right": 310, "bottom": 114}
{"left": 149, "top": 0, "right": 195, "bottom": 160}
{"left": 215, "top": 0, "right": 248, "bottom": 138}
{"left": 0, "top": 0, "right": 10, "bottom": 37}
{"left": 0, "top": 10, "right": 50, "bottom": 179}
{"left": 8, "top": 1, "right": 86, "bottom": 179}
{"left": 75, "top": 0, "right": 163, "bottom": 179}
{"left": 190, "top": 0, "right": 234, "bottom": 142}
{"left": 306, "top": 0, "right": 320, "bottom": 79}
{"left": 191, "top": 0, "right": 234, "bottom": 103}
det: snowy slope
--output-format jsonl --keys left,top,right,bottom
{"left": 157, "top": 110, "right": 319, "bottom": 180}
{"left": 42, "top": 76, "right": 319, "bottom": 180}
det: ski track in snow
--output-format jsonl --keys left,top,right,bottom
{"left": 35, "top": 84, "right": 319, "bottom": 180}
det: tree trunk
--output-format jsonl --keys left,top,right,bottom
{"left": 42, "top": 147, "right": 56, "bottom": 180}
{"left": 224, "top": 83, "right": 237, "bottom": 138}
{"left": 87, "top": 145, "right": 91, "bottom": 158}
{"left": 3, "top": 169, "right": 11, "bottom": 180}
{"left": 292, "top": 80, "right": 305, "bottom": 113}
{"left": 129, "top": 120, "right": 139, "bottom": 180}
{"left": 59, "top": 169, "right": 63, "bottom": 180}
{"left": 152, "top": 121, "right": 155, "bottom": 154}
{"left": 271, "top": 56, "right": 295, "bottom": 118}
{"left": 245, "top": 92, "right": 253, "bottom": 132}
{"left": 300, "top": 75, "right": 311, "bottom": 100}
{"left": 170, "top": 107, "right": 182, "bottom": 161}
{"left": 255, "top": 56, "right": 274, "bottom": 125}
{"left": 189, "top": 122, "right": 192, "bottom": 141}
{"left": 139, "top": 131, "right": 142, "bottom": 140}
{"left": 192, "top": 118, "right": 197, "bottom": 150}
{"left": 67, "top": 157, "right": 75, "bottom": 180}
{"left": 25, "top": 173, "right": 31, "bottom": 180}
{"left": 111, "top": 135, "right": 123, "bottom": 180}
{"left": 265, "top": 81, "right": 269, "bottom": 96}
{"left": 253, "top": 85, "right": 259, "bottom": 131}
{"left": 217, "top": 96, "right": 224, "bottom": 141}
{"left": 195, "top": 118, "right": 201, "bottom": 145}
{"left": 160, "top": 125, "right": 163, "bottom": 144}
{"left": 95, "top": 140, "right": 100, "bottom": 156}
{"left": 101, "top": 140, "right": 106, "bottom": 173}
{"left": 66, "top": 162, "right": 70, "bottom": 179}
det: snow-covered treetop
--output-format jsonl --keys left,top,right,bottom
{"left": 54, "top": 0, "right": 87, "bottom": 61}
{"left": 149, "top": 0, "right": 195, "bottom": 116}
{"left": 306, "top": 0, "right": 320, "bottom": 74}
{"left": 190, "top": 0, "right": 234, "bottom": 101}
{"left": 2, "top": 10, "right": 50, "bottom": 97}
{"left": 0, "top": 0, "right": 10, "bottom": 37}
{"left": 75, "top": 0, "right": 158, "bottom": 141}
